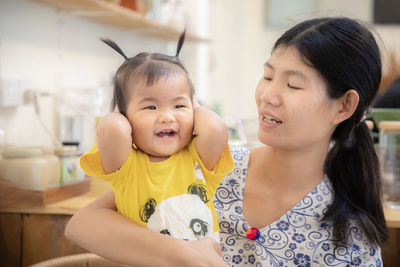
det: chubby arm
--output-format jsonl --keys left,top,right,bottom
{"left": 96, "top": 112, "right": 132, "bottom": 174}
{"left": 193, "top": 101, "right": 228, "bottom": 171}
{"left": 65, "top": 192, "right": 227, "bottom": 267}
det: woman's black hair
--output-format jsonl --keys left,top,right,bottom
{"left": 273, "top": 17, "right": 387, "bottom": 246}
{"left": 101, "top": 30, "right": 194, "bottom": 117}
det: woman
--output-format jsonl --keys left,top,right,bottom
{"left": 65, "top": 17, "right": 387, "bottom": 266}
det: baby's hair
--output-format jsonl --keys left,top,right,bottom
{"left": 101, "top": 30, "right": 194, "bottom": 117}
{"left": 101, "top": 38, "right": 128, "bottom": 60}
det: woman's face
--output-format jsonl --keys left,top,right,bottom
{"left": 255, "top": 46, "right": 341, "bottom": 150}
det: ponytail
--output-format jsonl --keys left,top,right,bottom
{"left": 324, "top": 120, "right": 388, "bottom": 246}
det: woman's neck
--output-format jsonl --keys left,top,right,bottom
{"left": 251, "top": 142, "right": 329, "bottom": 190}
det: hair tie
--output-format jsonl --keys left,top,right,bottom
{"left": 101, "top": 38, "right": 129, "bottom": 60}
{"left": 175, "top": 28, "right": 186, "bottom": 58}
{"left": 356, "top": 111, "right": 367, "bottom": 127}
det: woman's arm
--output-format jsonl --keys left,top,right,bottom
{"left": 65, "top": 191, "right": 227, "bottom": 267}
{"left": 193, "top": 102, "right": 229, "bottom": 171}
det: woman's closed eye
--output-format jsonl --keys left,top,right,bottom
{"left": 287, "top": 83, "right": 302, "bottom": 90}
{"left": 264, "top": 76, "right": 272, "bottom": 81}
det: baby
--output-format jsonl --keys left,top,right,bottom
{"left": 80, "top": 31, "right": 233, "bottom": 241}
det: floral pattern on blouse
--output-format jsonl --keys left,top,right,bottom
{"left": 214, "top": 146, "right": 382, "bottom": 267}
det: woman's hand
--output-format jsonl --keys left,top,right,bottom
{"left": 177, "top": 238, "right": 227, "bottom": 267}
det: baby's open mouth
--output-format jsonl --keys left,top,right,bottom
{"left": 156, "top": 129, "right": 177, "bottom": 137}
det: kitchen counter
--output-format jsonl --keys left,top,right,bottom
{"left": 384, "top": 206, "right": 400, "bottom": 228}
{"left": 0, "top": 177, "right": 112, "bottom": 215}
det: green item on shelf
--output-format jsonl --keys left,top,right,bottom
{"left": 368, "top": 108, "right": 400, "bottom": 126}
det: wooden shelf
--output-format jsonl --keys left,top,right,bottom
{"left": 0, "top": 177, "right": 111, "bottom": 215}
{"left": 0, "top": 178, "right": 91, "bottom": 210}
{"left": 29, "top": 0, "right": 207, "bottom": 42}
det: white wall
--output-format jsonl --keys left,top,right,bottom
{"left": 0, "top": 0, "right": 202, "bottom": 153}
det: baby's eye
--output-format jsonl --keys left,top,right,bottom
{"left": 175, "top": 104, "right": 185, "bottom": 108}
{"left": 264, "top": 77, "right": 272, "bottom": 81}
{"left": 145, "top": 106, "right": 156, "bottom": 110}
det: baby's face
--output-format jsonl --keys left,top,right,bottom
{"left": 125, "top": 74, "right": 194, "bottom": 162}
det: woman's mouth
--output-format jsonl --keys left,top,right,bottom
{"left": 262, "top": 113, "right": 282, "bottom": 124}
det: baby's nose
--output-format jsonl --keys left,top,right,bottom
{"left": 159, "top": 111, "right": 175, "bottom": 123}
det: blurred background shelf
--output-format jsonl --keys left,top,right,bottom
{"left": 0, "top": 178, "right": 91, "bottom": 210}
{"left": 29, "top": 0, "right": 207, "bottom": 42}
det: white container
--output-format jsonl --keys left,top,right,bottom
{"left": 0, "top": 147, "right": 50, "bottom": 190}
{"left": 42, "top": 146, "right": 61, "bottom": 187}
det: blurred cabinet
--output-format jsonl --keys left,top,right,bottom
{"left": 0, "top": 213, "right": 86, "bottom": 267}
{"left": 0, "top": 178, "right": 111, "bottom": 267}
{"left": 382, "top": 228, "right": 400, "bottom": 267}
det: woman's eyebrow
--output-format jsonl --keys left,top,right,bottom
{"left": 264, "top": 62, "right": 307, "bottom": 80}
{"left": 285, "top": 70, "right": 307, "bottom": 80}
{"left": 264, "top": 62, "right": 273, "bottom": 69}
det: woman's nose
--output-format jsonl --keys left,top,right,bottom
{"left": 258, "top": 82, "right": 282, "bottom": 107}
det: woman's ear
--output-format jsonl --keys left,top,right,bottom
{"left": 333, "top": 89, "right": 359, "bottom": 125}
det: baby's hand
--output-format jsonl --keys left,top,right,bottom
{"left": 97, "top": 112, "right": 133, "bottom": 174}
{"left": 97, "top": 112, "right": 132, "bottom": 138}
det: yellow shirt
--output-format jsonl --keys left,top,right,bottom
{"left": 80, "top": 138, "right": 233, "bottom": 241}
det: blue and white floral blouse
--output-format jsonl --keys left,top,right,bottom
{"left": 214, "top": 146, "right": 382, "bottom": 267}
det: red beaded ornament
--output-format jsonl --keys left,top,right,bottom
{"left": 246, "top": 227, "right": 260, "bottom": 240}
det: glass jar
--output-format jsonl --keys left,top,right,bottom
{"left": 55, "top": 145, "right": 80, "bottom": 185}
{"left": 379, "top": 121, "right": 400, "bottom": 209}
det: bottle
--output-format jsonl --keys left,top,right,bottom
{"left": 379, "top": 121, "right": 400, "bottom": 209}
{"left": 55, "top": 144, "right": 80, "bottom": 185}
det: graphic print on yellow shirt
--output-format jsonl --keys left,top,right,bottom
{"left": 80, "top": 138, "right": 233, "bottom": 241}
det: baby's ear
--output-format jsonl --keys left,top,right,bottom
{"left": 139, "top": 198, "right": 157, "bottom": 222}
{"left": 188, "top": 183, "right": 209, "bottom": 204}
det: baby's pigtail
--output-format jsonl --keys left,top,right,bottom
{"left": 101, "top": 38, "right": 129, "bottom": 60}
{"left": 175, "top": 29, "right": 186, "bottom": 58}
